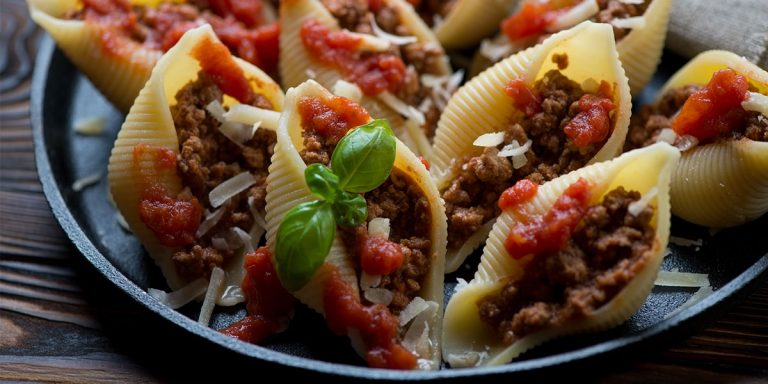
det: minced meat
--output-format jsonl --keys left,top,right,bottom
{"left": 593, "top": 0, "right": 653, "bottom": 41}
{"left": 443, "top": 70, "right": 609, "bottom": 250}
{"left": 169, "top": 72, "right": 276, "bottom": 281}
{"left": 318, "top": 0, "right": 448, "bottom": 140}
{"left": 624, "top": 85, "right": 768, "bottom": 151}
{"left": 477, "top": 187, "right": 655, "bottom": 344}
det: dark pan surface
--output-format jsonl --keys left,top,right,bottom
{"left": 32, "top": 35, "right": 768, "bottom": 381}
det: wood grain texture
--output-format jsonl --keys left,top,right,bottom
{"left": 0, "top": 0, "right": 766, "bottom": 382}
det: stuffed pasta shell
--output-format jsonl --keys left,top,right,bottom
{"left": 264, "top": 80, "right": 447, "bottom": 369}
{"left": 408, "top": 0, "right": 519, "bottom": 50}
{"left": 442, "top": 143, "right": 680, "bottom": 367}
{"left": 279, "top": 0, "right": 454, "bottom": 158}
{"left": 432, "top": 22, "right": 631, "bottom": 272}
{"left": 108, "top": 25, "right": 284, "bottom": 306}
{"left": 473, "top": 0, "right": 671, "bottom": 95}
{"left": 624, "top": 50, "right": 768, "bottom": 228}
{"left": 28, "top": 0, "right": 278, "bottom": 112}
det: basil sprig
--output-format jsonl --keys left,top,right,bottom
{"left": 275, "top": 119, "right": 396, "bottom": 291}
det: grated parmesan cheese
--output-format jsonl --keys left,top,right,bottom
{"left": 610, "top": 16, "right": 646, "bottom": 29}
{"left": 198, "top": 266, "right": 225, "bottom": 326}
{"left": 74, "top": 116, "right": 105, "bottom": 135}
{"left": 473, "top": 131, "right": 506, "bottom": 147}
{"left": 546, "top": 0, "right": 599, "bottom": 32}
{"left": 72, "top": 172, "right": 102, "bottom": 192}
{"left": 370, "top": 16, "right": 418, "bottom": 46}
{"left": 378, "top": 91, "right": 426, "bottom": 125}
{"left": 628, "top": 187, "right": 658, "bottom": 216}
{"left": 656, "top": 128, "right": 677, "bottom": 144}
{"left": 479, "top": 37, "right": 514, "bottom": 61}
{"left": 741, "top": 91, "right": 768, "bottom": 115}
{"left": 223, "top": 104, "right": 279, "bottom": 130}
{"left": 669, "top": 236, "right": 703, "bottom": 247}
{"left": 655, "top": 270, "right": 710, "bottom": 287}
{"left": 332, "top": 80, "right": 363, "bottom": 102}
{"left": 208, "top": 172, "right": 256, "bottom": 208}
{"left": 663, "top": 285, "right": 714, "bottom": 320}
{"left": 148, "top": 278, "right": 207, "bottom": 309}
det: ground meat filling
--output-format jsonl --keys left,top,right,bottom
{"left": 624, "top": 85, "right": 768, "bottom": 151}
{"left": 443, "top": 70, "right": 608, "bottom": 249}
{"left": 478, "top": 187, "right": 655, "bottom": 345}
{"left": 170, "top": 72, "right": 276, "bottom": 280}
{"left": 318, "top": 0, "right": 447, "bottom": 139}
{"left": 299, "top": 118, "right": 432, "bottom": 315}
{"left": 593, "top": 0, "right": 652, "bottom": 41}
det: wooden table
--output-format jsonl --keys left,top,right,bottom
{"left": 1, "top": 1, "right": 767, "bottom": 382}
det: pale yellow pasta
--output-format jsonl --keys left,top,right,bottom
{"left": 470, "top": 0, "right": 671, "bottom": 95}
{"left": 264, "top": 80, "right": 447, "bottom": 369}
{"left": 658, "top": 50, "right": 768, "bottom": 228}
{"left": 107, "top": 25, "right": 284, "bottom": 301}
{"left": 279, "top": 0, "right": 452, "bottom": 157}
{"left": 442, "top": 143, "right": 680, "bottom": 367}
{"left": 433, "top": 0, "right": 519, "bottom": 50}
{"left": 433, "top": 22, "right": 632, "bottom": 272}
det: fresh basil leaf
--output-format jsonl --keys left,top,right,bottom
{"left": 331, "top": 119, "right": 396, "bottom": 193}
{"left": 333, "top": 191, "right": 367, "bottom": 227}
{"left": 305, "top": 163, "right": 340, "bottom": 202}
{"left": 275, "top": 200, "right": 335, "bottom": 291}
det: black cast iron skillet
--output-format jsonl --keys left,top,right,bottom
{"left": 33, "top": 34, "right": 768, "bottom": 382}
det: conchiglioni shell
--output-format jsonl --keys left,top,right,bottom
{"left": 442, "top": 143, "right": 680, "bottom": 367}
{"left": 108, "top": 25, "right": 284, "bottom": 301}
{"left": 279, "top": 0, "right": 451, "bottom": 157}
{"left": 433, "top": 0, "right": 519, "bottom": 50}
{"left": 470, "top": 0, "right": 671, "bottom": 95}
{"left": 28, "top": 0, "right": 162, "bottom": 113}
{"left": 433, "top": 21, "right": 631, "bottom": 271}
{"left": 27, "top": 0, "right": 275, "bottom": 113}
{"left": 265, "top": 80, "right": 447, "bottom": 368}
{"left": 657, "top": 50, "right": 768, "bottom": 228}
{"left": 617, "top": 0, "right": 672, "bottom": 95}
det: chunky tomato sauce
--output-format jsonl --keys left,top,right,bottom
{"left": 501, "top": 1, "right": 561, "bottom": 42}
{"left": 298, "top": 95, "right": 371, "bottom": 142}
{"left": 358, "top": 235, "right": 404, "bottom": 276}
{"left": 499, "top": 179, "right": 539, "bottom": 210}
{"left": 139, "top": 184, "right": 202, "bottom": 247}
{"left": 505, "top": 78, "right": 543, "bottom": 117}
{"left": 192, "top": 35, "right": 256, "bottom": 104}
{"left": 323, "top": 265, "right": 417, "bottom": 369}
{"left": 505, "top": 178, "right": 591, "bottom": 258}
{"left": 221, "top": 247, "right": 295, "bottom": 343}
{"left": 78, "top": 0, "right": 279, "bottom": 75}
{"left": 300, "top": 19, "right": 407, "bottom": 96}
{"left": 672, "top": 68, "right": 750, "bottom": 142}
{"left": 564, "top": 92, "right": 616, "bottom": 148}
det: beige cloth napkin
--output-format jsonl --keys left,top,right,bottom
{"left": 667, "top": 0, "right": 768, "bottom": 68}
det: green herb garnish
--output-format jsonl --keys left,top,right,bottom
{"left": 275, "top": 119, "right": 396, "bottom": 291}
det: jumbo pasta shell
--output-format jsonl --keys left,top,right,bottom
{"left": 28, "top": 0, "right": 162, "bottom": 113}
{"left": 442, "top": 143, "right": 680, "bottom": 367}
{"left": 470, "top": 0, "right": 671, "bottom": 95}
{"left": 433, "top": 22, "right": 631, "bottom": 271}
{"left": 659, "top": 50, "right": 768, "bottom": 228}
{"left": 265, "top": 80, "right": 447, "bottom": 368}
{"left": 278, "top": 0, "right": 452, "bottom": 157}
{"left": 433, "top": 0, "right": 519, "bottom": 50}
{"left": 108, "top": 25, "right": 284, "bottom": 300}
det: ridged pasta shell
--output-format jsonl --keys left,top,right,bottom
{"left": 433, "top": 22, "right": 632, "bottom": 271}
{"left": 658, "top": 50, "right": 768, "bottom": 228}
{"left": 28, "top": 0, "right": 162, "bottom": 113}
{"left": 264, "top": 80, "right": 447, "bottom": 368}
{"left": 442, "top": 143, "right": 680, "bottom": 367}
{"left": 107, "top": 25, "right": 284, "bottom": 301}
{"left": 433, "top": 0, "right": 519, "bottom": 50}
{"left": 278, "top": 0, "right": 452, "bottom": 157}
{"left": 470, "top": 0, "right": 671, "bottom": 95}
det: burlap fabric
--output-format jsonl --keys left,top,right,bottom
{"left": 667, "top": 0, "right": 768, "bottom": 68}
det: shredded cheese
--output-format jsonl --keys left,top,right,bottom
{"left": 223, "top": 104, "right": 279, "bottom": 130}
{"left": 611, "top": 16, "right": 646, "bottom": 29}
{"left": 399, "top": 296, "right": 429, "bottom": 326}
{"left": 148, "top": 278, "right": 207, "bottom": 309}
{"left": 332, "top": 80, "right": 363, "bottom": 102}
{"left": 473, "top": 131, "right": 506, "bottom": 147}
{"left": 196, "top": 207, "right": 225, "bottom": 238}
{"left": 741, "top": 91, "right": 768, "bottom": 115}
{"left": 628, "top": 187, "right": 658, "bottom": 216}
{"left": 370, "top": 16, "right": 418, "bottom": 46}
{"left": 663, "top": 285, "right": 714, "bottom": 320}
{"left": 198, "top": 266, "right": 225, "bottom": 326}
{"left": 378, "top": 92, "right": 426, "bottom": 125}
{"left": 74, "top": 116, "right": 105, "bottom": 135}
{"left": 218, "top": 285, "right": 245, "bottom": 306}
{"left": 656, "top": 128, "right": 677, "bottom": 144}
{"left": 546, "top": 0, "right": 599, "bottom": 32}
{"left": 669, "top": 236, "right": 703, "bottom": 247}
{"left": 346, "top": 30, "right": 392, "bottom": 52}
{"left": 72, "top": 172, "right": 102, "bottom": 192}
{"left": 206, "top": 100, "right": 227, "bottom": 123}
{"left": 655, "top": 270, "right": 710, "bottom": 287}
{"left": 368, "top": 217, "right": 390, "bottom": 239}
{"left": 479, "top": 37, "right": 514, "bottom": 61}
{"left": 208, "top": 172, "right": 256, "bottom": 208}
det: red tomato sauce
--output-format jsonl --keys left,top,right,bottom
{"left": 358, "top": 235, "right": 404, "bottom": 276}
{"left": 221, "top": 247, "right": 295, "bottom": 343}
{"left": 505, "top": 178, "right": 591, "bottom": 258}
{"left": 192, "top": 35, "right": 255, "bottom": 104}
{"left": 563, "top": 93, "right": 616, "bottom": 148}
{"left": 418, "top": 156, "right": 431, "bottom": 170}
{"left": 300, "top": 19, "right": 407, "bottom": 96}
{"left": 298, "top": 95, "right": 371, "bottom": 143}
{"left": 323, "top": 265, "right": 417, "bottom": 370}
{"left": 671, "top": 68, "right": 750, "bottom": 142}
{"left": 499, "top": 179, "right": 539, "bottom": 210}
{"left": 504, "top": 78, "right": 542, "bottom": 117}
{"left": 78, "top": 0, "right": 279, "bottom": 76}
{"left": 138, "top": 183, "right": 202, "bottom": 247}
